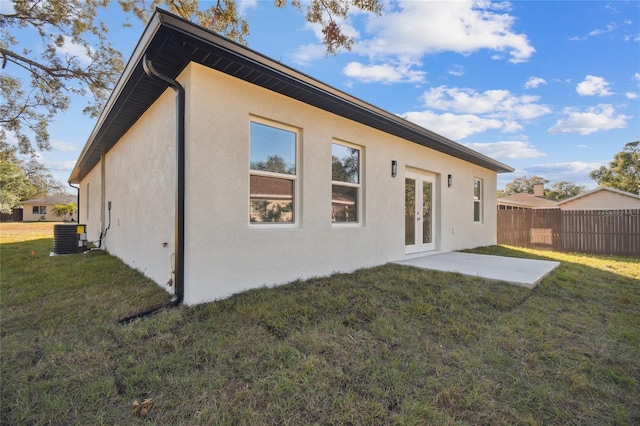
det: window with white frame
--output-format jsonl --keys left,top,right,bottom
{"left": 331, "top": 142, "right": 361, "bottom": 223}
{"left": 473, "top": 178, "right": 482, "bottom": 223}
{"left": 32, "top": 206, "right": 47, "bottom": 215}
{"left": 31, "top": 206, "right": 47, "bottom": 214}
{"left": 249, "top": 120, "right": 298, "bottom": 224}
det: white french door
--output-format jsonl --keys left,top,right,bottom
{"left": 405, "top": 171, "right": 437, "bottom": 254}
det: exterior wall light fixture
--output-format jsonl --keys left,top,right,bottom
{"left": 448, "top": 174, "right": 453, "bottom": 187}
{"left": 391, "top": 161, "right": 397, "bottom": 177}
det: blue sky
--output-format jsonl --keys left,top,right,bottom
{"left": 7, "top": 0, "right": 640, "bottom": 190}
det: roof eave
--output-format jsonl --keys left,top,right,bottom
{"left": 68, "top": 13, "right": 164, "bottom": 184}
{"left": 69, "top": 9, "right": 514, "bottom": 184}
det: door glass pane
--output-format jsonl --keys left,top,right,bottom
{"left": 405, "top": 178, "right": 415, "bottom": 246}
{"left": 423, "top": 181, "right": 432, "bottom": 244}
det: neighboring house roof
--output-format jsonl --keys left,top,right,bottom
{"left": 558, "top": 186, "right": 640, "bottom": 206}
{"left": 69, "top": 9, "right": 513, "bottom": 184}
{"left": 497, "top": 193, "right": 559, "bottom": 209}
{"left": 22, "top": 195, "right": 78, "bottom": 205}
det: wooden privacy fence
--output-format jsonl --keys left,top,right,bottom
{"left": 0, "top": 208, "right": 23, "bottom": 222}
{"left": 497, "top": 209, "right": 640, "bottom": 256}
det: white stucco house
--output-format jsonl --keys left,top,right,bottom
{"left": 558, "top": 186, "right": 640, "bottom": 210}
{"left": 69, "top": 10, "right": 513, "bottom": 305}
{"left": 21, "top": 195, "right": 78, "bottom": 222}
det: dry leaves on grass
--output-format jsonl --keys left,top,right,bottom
{"left": 132, "top": 398, "right": 153, "bottom": 417}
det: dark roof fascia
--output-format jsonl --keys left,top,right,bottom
{"left": 69, "top": 9, "right": 513, "bottom": 183}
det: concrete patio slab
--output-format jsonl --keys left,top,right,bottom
{"left": 395, "top": 252, "right": 560, "bottom": 289}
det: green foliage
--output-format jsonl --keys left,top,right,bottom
{"left": 499, "top": 175, "right": 547, "bottom": 197}
{"left": 0, "top": 146, "right": 31, "bottom": 214}
{"left": 590, "top": 140, "right": 640, "bottom": 195}
{"left": 52, "top": 202, "right": 77, "bottom": 221}
{"left": 250, "top": 200, "right": 293, "bottom": 222}
{"left": 545, "top": 181, "right": 586, "bottom": 201}
{"left": 331, "top": 148, "right": 359, "bottom": 182}
{"left": 2, "top": 224, "right": 639, "bottom": 424}
{"left": 499, "top": 176, "right": 586, "bottom": 201}
{"left": 0, "top": 141, "right": 65, "bottom": 212}
{"left": 251, "top": 154, "right": 294, "bottom": 174}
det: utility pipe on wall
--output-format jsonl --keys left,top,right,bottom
{"left": 142, "top": 55, "right": 185, "bottom": 304}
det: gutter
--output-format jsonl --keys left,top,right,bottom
{"left": 142, "top": 54, "right": 185, "bottom": 304}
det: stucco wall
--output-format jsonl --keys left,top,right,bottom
{"left": 182, "top": 62, "right": 498, "bottom": 304}
{"left": 560, "top": 190, "right": 640, "bottom": 210}
{"left": 81, "top": 88, "right": 176, "bottom": 290}
{"left": 80, "top": 162, "right": 102, "bottom": 242}
{"left": 79, "top": 62, "right": 500, "bottom": 305}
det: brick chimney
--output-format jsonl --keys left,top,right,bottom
{"left": 533, "top": 183, "right": 544, "bottom": 197}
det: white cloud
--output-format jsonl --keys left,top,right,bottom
{"left": 548, "top": 104, "right": 629, "bottom": 135}
{"left": 626, "top": 92, "right": 639, "bottom": 99}
{"left": 522, "top": 161, "right": 603, "bottom": 185}
{"left": 402, "top": 110, "right": 508, "bottom": 140}
{"left": 342, "top": 61, "right": 426, "bottom": 84}
{"left": 291, "top": 43, "right": 326, "bottom": 66}
{"left": 447, "top": 65, "right": 464, "bottom": 76}
{"left": 55, "top": 35, "right": 93, "bottom": 65}
{"left": 238, "top": 0, "right": 258, "bottom": 15}
{"left": 356, "top": 1, "right": 534, "bottom": 63}
{"left": 421, "top": 86, "right": 551, "bottom": 120}
{"left": 524, "top": 76, "right": 547, "bottom": 89}
{"left": 588, "top": 22, "right": 617, "bottom": 37}
{"left": 634, "top": 73, "right": 640, "bottom": 82}
{"left": 464, "top": 141, "right": 546, "bottom": 159}
{"left": 576, "top": 75, "right": 613, "bottom": 96}
{"left": 400, "top": 84, "right": 551, "bottom": 140}
{"left": 50, "top": 140, "right": 77, "bottom": 152}
{"left": 45, "top": 160, "right": 76, "bottom": 172}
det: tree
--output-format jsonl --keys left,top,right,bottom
{"left": 1, "top": 0, "right": 125, "bottom": 155}
{"left": 22, "top": 158, "right": 66, "bottom": 198}
{"left": 589, "top": 140, "right": 640, "bottom": 195}
{"left": 0, "top": 140, "right": 66, "bottom": 213}
{"left": 545, "top": 181, "right": 586, "bottom": 201}
{"left": 119, "top": 0, "right": 382, "bottom": 54}
{"left": 52, "top": 202, "right": 77, "bottom": 221}
{"left": 0, "top": 147, "right": 32, "bottom": 213}
{"left": 2, "top": 0, "right": 382, "bottom": 155}
{"left": 251, "top": 155, "right": 295, "bottom": 174}
{"left": 498, "top": 176, "right": 548, "bottom": 197}
{"left": 498, "top": 175, "right": 586, "bottom": 200}
{"left": 332, "top": 147, "right": 359, "bottom": 182}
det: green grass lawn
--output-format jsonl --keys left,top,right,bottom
{"left": 2, "top": 223, "right": 639, "bottom": 425}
